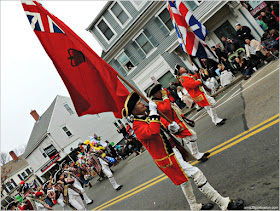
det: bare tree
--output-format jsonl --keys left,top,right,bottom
{"left": 0, "top": 152, "right": 11, "bottom": 166}
{"left": 13, "top": 144, "right": 27, "bottom": 156}
{"left": 1, "top": 165, "right": 12, "bottom": 194}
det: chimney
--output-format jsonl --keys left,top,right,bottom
{"left": 9, "top": 151, "right": 19, "bottom": 161}
{"left": 30, "top": 110, "right": 40, "bottom": 122}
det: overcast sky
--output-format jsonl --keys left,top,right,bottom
{"left": 1, "top": 1, "right": 107, "bottom": 153}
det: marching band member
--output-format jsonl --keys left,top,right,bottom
{"left": 175, "top": 65, "right": 227, "bottom": 126}
{"left": 147, "top": 84, "right": 209, "bottom": 161}
{"left": 121, "top": 91, "right": 244, "bottom": 210}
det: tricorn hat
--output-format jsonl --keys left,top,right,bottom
{"left": 147, "top": 84, "right": 162, "bottom": 98}
{"left": 122, "top": 91, "right": 140, "bottom": 118}
{"left": 174, "top": 64, "right": 182, "bottom": 76}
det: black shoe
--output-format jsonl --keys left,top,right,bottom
{"left": 116, "top": 185, "right": 123, "bottom": 191}
{"left": 216, "top": 118, "right": 227, "bottom": 126}
{"left": 201, "top": 203, "right": 214, "bottom": 210}
{"left": 198, "top": 155, "right": 208, "bottom": 162}
{"left": 227, "top": 199, "right": 245, "bottom": 210}
{"left": 86, "top": 200, "right": 94, "bottom": 205}
{"left": 204, "top": 152, "right": 210, "bottom": 157}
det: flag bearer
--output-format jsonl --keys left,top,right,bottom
{"left": 122, "top": 91, "right": 244, "bottom": 210}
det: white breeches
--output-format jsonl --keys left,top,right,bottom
{"left": 204, "top": 94, "right": 223, "bottom": 125}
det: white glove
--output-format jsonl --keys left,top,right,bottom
{"left": 168, "top": 121, "right": 180, "bottom": 134}
{"left": 149, "top": 101, "right": 158, "bottom": 116}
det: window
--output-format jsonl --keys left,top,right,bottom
{"left": 214, "top": 20, "right": 238, "bottom": 43}
{"left": 26, "top": 169, "right": 32, "bottom": 175}
{"left": 158, "top": 8, "right": 173, "bottom": 31}
{"left": 110, "top": 2, "right": 130, "bottom": 26}
{"left": 158, "top": 71, "right": 177, "bottom": 88}
{"left": 117, "top": 50, "right": 138, "bottom": 72}
{"left": 184, "top": 1, "right": 200, "bottom": 11}
{"left": 131, "top": 1, "right": 146, "bottom": 9}
{"left": 97, "top": 19, "right": 115, "bottom": 41}
{"left": 18, "top": 174, "right": 23, "bottom": 181}
{"left": 62, "top": 126, "right": 73, "bottom": 137}
{"left": 133, "top": 29, "right": 158, "bottom": 57}
{"left": 63, "top": 104, "right": 74, "bottom": 115}
{"left": 6, "top": 182, "right": 14, "bottom": 191}
{"left": 21, "top": 172, "right": 28, "bottom": 179}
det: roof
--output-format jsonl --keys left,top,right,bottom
{"left": 23, "top": 96, "right": 58, "bottom": 158}
{"left": 1, "top": 155, "right": 28, "bottom": 177}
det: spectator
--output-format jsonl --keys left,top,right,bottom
{"left": 234, "top": 56, "right": 254, "bottom": 80}
{"left": 261, "top": 32, "right": 279, "bottom": 51}
{"left": 217, "top": 64, "right": 235, "bottom": 87}
{"left": 257, "top": 16, "right": 269, "bottom": 31}
{"left": 211, "top": 45, "right": 223, "bottom": 62}
{"left": 200, "top": 58, "right": 219, "bottom": 78}
{"left": 117, "top": 124, "right": 128, "bottom": 139}
{"left": 225, "top": 38, "right": 241, "bottom": 55}
{"left": 269, "top": 29, "right": 279, "bottom": 41}
{"left": 270, "top": 3, "right": 279, "bottom": 22}
{"left": 244, "top": 37, "right": 268, "bottom": 65}
{"left": 177, "top": 86, "right": 195, "bottom": 109}
{"left": 260, "top": 11, "right": 279, "bottom": 30}
{"left": 199, "top": 68, "right": 219, "bottom": 95}
{"left": 216, "top": 43, "right": 228, "bottom": 59}
{"left": 127, "top": 136, "right": 143, "bottom": 156}
{"left": 105, "top": 140, "right": 118, "bottom": 162}
{"left": 167, "top": 83, "right": 186, "bottom": 109}
{"left": 235, "top": 23, "right": 255, "bottom": 45}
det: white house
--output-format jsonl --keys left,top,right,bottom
{"left": 23, "top": 95, "right": 123, "bottom": 181}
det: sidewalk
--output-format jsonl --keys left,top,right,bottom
{"left": 182, "top": 59, "right": 278, "bottom": 116}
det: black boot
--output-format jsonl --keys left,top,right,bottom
{"left": 227, "top": 199, "right": 245, "bottom": 210}
{"left": 201, "top": 203, "right": 214, "bottom": 210}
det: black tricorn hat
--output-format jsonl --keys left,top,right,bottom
{"left": 174, "top": 64, "right": 182, "bottom": 76}
{"left": 122, "top": 91, "right": 140, "bottom": 118}
{"left": 147, "top": 84, "right": 162, "bottom": 98}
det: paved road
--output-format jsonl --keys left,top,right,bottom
{"left": 55, "top": 60, "right": 279, "bottom": 210}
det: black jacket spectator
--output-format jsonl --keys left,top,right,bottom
{"left": 260, "top": 11, "right": 279, "bottom": 30}
{"left": 236, "top": 24, "right": 255, "bottom": 45}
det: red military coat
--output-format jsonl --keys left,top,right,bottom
{"left": 179, "top": 74, "right": 210, "bottom": 107}
{"left": 133, "top": 115, "right": 189, "bottom": 185}
{"left": 152, "top": 97, "right": 194, "bottom": 138}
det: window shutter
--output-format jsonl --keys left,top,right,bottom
{"left": 132, "top": 41, "right": 146, "bottom": 59}
{"left": 18, "top": 174, "right": 23, "bottom": 181}
{"left": 154, "top": 17, "right": 169, "bottom": 37}
{"left": 143, "top": 29, "right": 159, "bottom": 47}
{"left": 124, "top": 49, "right": 139, "bottom": 66}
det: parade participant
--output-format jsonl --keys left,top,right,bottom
{"left": 175, "top": 65, "right": 227, "bottom": 126}
{"left": 87, "top": 148, "right": 123, "bottom": 191}
{"left": 18, "top": 183, "right": 53, "bottom": 210}
{"left": 122, "top": 91, "right": 244, "bottom": 210}
{"left": 147, "top": 84, "right": 209, "bottom": 161}
{"left": 53, "top": 170, "right": 86, "bottom": 210}
{"left": 63, "top": 168, "right": 94, "bottom": 205}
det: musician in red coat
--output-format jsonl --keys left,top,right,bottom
{"left": 122, "top": 91, "right": 244, "bottom": 210}
{"left": 175, "top": 65, "right": 226, "bottom": 126}
{"left": 147, "top": 83, "right": 209, "bottom": 161}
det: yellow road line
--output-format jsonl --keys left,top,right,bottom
{"left": 207, "top": 114, "right": 279, "bottom": 153}
{"left": 96, "top": 176, "right": 168, "bottom": 210}
{"left": 93, "top": 115, "right": 279, "bottom": 210}
{"left": 92, "top": 174, "right": 166, "bottom": 210}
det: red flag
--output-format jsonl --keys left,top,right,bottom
{"left": 22, "top": 1, "right": 129, "bottom": 118}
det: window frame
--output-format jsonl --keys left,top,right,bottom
{"left": 61, "top": 125, "right": 73, "bottom": 138}
{"left": 108, "top": 1, "right": 132, "bottom": 28}
{"left": 63, "top": 103, "right": 74, "bottom": 115}
{"left": 115, "top": 49, "right": 136, "bottom": 73}
{"left": 95, "top": 17, "right": 117, "bottom": 44}
{"left": 130, "top": 0, "right": 146, "bottom": 10}
{"left": 132, "top": 30, "right": 156, "bottom": 58}
{"left": 155, "top": 7, "right": 175, "bottom": 34}
{"left": 183, "top": 0, "right": 201, "bottom": 11}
